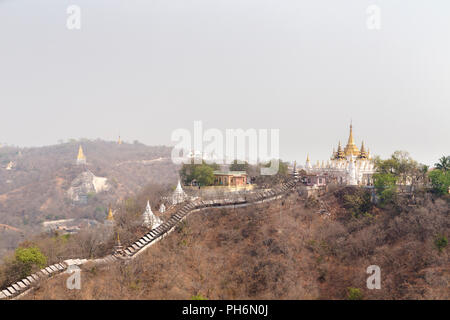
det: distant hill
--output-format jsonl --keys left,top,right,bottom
{"left": 0, "top": 140, "right": 178, "bottom": 258}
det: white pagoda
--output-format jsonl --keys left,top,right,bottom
{"left": 172, "top": 180, "right": 187, "bottom": 205}
{"left": 142, "top": 201, "right": 162, "bottom": 229}
{"left": 159, "top": 203, "right": 166, "bottom": 213}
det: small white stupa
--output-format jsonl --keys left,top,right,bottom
{"left": 159, "top": 203, "right": 166, "bottom": 213}
{"left": 142, "top": 201, "right": 162, "bottom": 229}
{"left": 172, "top": 180, "right": 187, "bottom": 205}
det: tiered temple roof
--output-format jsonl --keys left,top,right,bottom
{"left": 330, "top": 123, "right": 371, "bottom": 160}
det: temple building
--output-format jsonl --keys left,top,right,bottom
{"left": 304, "top": 123, "right": 375, "bottom": 186}
{"left": 172, "top": 180, "right": 188, "bottom": 205}
{"left": 213, "top": 170, "right": 248, "bottom": 186}
{"left": 142, "top": 201, "right": 162, "bottom": 229}
{"left": 76, "top": 145, "right": 87, "bottom": 165}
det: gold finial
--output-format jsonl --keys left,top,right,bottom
{"left": 347, "top": 122, "right": 355, "bottom": 145}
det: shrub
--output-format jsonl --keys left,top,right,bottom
{"left": 347, "top": 287, "right": 363, "bottom": 300}
{"left": 434, "top": 235, "right": 448, "bottom": 253}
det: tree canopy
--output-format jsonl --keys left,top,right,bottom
{"left": 14, "top": 246, "right": 47, "bottom": 278}
{"left": 434, "top": 156, "right": 449, "bottom": 171}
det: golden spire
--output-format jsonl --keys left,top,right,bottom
{"left": 77, "top": 145, "right": 86, "bottom": 161}
{"left": 348, "top": 121, "right": 355, "bottom": 145}
{"left": 107, "top": 207, "right": 114, "bottom": 221}
{"left": 358, "top": 141, "right": 369, "bottom": 159}
{"left": 118, "top": 135, "right": 122, "bottom": 145}
{"left": 344, "top": 122, "right": 360, "bottom": 157}
{"left": 306, "top": 154, "right": 310, "bottom": 162}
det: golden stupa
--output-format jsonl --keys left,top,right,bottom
{"left": 344, "top": 123, "right": 360, "bottom": 157}
{"left": 107, "top": 207, "right": 114, "bottom": 221}
{"left": 76, "top": 145, "right": 86, "bottom": 164}
{"left": 77, "top": 146, "right": 86, "bottom": 160}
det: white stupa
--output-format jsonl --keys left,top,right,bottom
{"left": 159, "top": 203, "right": 166, "bottom": 213}
{"left": 142, "top": 201, "right": 162, "bottom": 229}
{"left": 172, "top": 180, "right": 187, "bottom": 205}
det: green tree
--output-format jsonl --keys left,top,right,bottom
{"left": 180, "top": 161, "right": 218, "bottom": 185}
{"left": 229, "top": 160, "right": 249, "bottom": 172}
{"left": 373, "top": 173, "right": 397, "bottom": 204}
{"left": 193, "top": 164, "right": 215, "bottom": 186}
{"left": 428, "top": 169, "right": 450, "bottom": 195}
{"left": 14, "top": 246, "right": 47, "bottom": 278}
{"left": 375, "top": 151, "right": 419, "bottom": 185}
{"left": 434, "top": 155, "right": 450, "bottom": 171}
{"left": 261, "top": 159, "right": 288, "bottom": 176}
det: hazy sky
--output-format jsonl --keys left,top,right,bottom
{"left": 0, "top": 0, "right": 449, "bottom": 166}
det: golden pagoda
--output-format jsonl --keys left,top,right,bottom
{"left": 344, "top": 122, "right": 360, "bottom": 157}
{"left": 118, "top": 136, "right": 122, "bottom": 145}
{"left": 76, "top": 145, "right": 86, "bottom": 165}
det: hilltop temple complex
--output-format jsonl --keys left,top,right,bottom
{"left": 304, "top": 123, "right": 376, "bottom": 186}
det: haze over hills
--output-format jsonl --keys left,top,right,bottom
{"left": 0, "top": 140, "right": 178, "bottom": 258}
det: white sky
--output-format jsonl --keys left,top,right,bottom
{"left": 0, "top": 0, "right": 449, "bottom": 166}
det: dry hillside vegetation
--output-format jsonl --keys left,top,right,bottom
{"left": 0, "top": 140, "right": 178, "bottom": 259}
{"left": 24, "top": 188, "right": 449, "bottom": 300}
